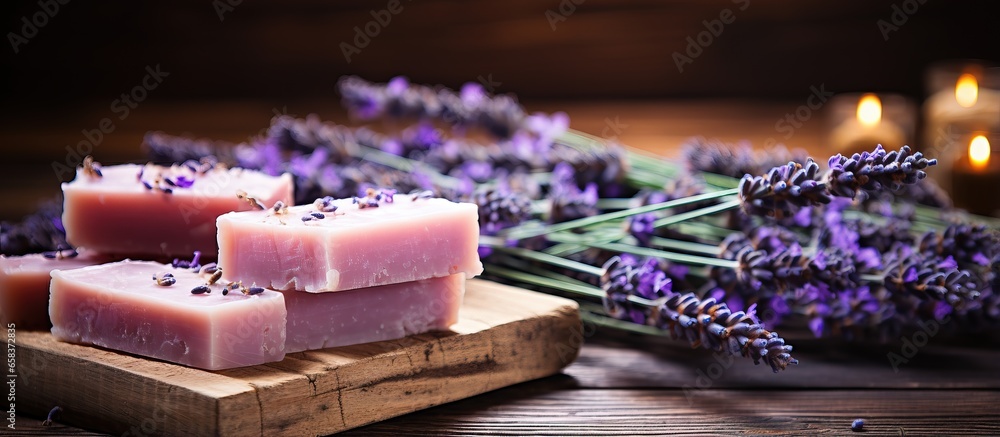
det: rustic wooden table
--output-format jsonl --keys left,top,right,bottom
{"left": 4, "top": 101, "right": 999, "bottom": 435}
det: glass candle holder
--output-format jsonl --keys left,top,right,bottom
{"left": 949, "top": 130, "right": 1000, "bottom": 217}
{"left": 923, "top": 61, "right": 1000, "bottom": 193}
{"left": 827, "top": 93, "right": 916, "bottom": 157}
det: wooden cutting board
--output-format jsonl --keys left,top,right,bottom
{"left": 12, "top": 279, "right": 582, "bottom": 436}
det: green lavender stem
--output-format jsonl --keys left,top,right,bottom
{"left": 579, "top": 303, "right": 672, "bottom": 337}
{"left": 503, "top": 188, "right": 739, "bottom": 240}
{"left": 585, "top": 242, "right": 738, "bottom": 268}
{"left": 490, "top": 254, "right": 598, "bottom": 289}
{"left": 649, "top": 237, "right": 721, "bottom": 256}
{"left": 652, "top": 199, "right": 740, "bottom": 228}
{"left": 488, "top": 245, "right": 605, "bottom": 276}
{"left": 486, "top": 264, "right": 605, "bottom": 299}
{"left": 596, "top": 198, "right": 637, "bottom": 210}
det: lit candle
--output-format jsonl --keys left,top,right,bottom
{"left": 955, "top": 74, "right": 979, "bottom": 108}
{"left": 969, "top": 134, "right": 991, "bottom": 170}
{"left": 926, "top": 70, "right": 1000, "bottom": 128}
{"left": 829, "top": 93, "right": 907, "bottom": 155}
{"left": 951, "top": 133, "right": 1000, "bottom": 216}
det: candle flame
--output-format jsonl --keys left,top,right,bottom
{"left": 970, "top": 135, "right": 990, "bottom": 169}
{"left": 956, "top": 74, "right": 979, "bottom": 108}
{"left": 857, "top": 94, "right": 882, "bottom": 127}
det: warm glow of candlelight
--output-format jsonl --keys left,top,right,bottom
{"left": 857, "top": 94, "right": 882, "bottom": 127}
{"left": 956, "top": 73, "right": 979, "bottom": 108}
{"left": 969, "top": 135, "right": 991, "bottom": 169}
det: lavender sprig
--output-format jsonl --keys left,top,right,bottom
{"left": 920, "top": 223, "right": 1000, "bottom": 267}
{"left": 338, "top": 75, "right": 531, "bottom": 139}
{"left": 825, "top": 145, "right": 937, "bottom": 201}
{"left": 601, "top": 256, "right": 798, "bottom": 372}
{"left": 882, "top": 249, "right": 979, "bottom": 305}
{"left": 738, "top": 160, "right": 831, "bottom": 219}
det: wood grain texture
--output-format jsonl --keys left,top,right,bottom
{"left": 344, "top": 388, "right": 1000, "bottom": 436}
{"left": 564, "top": 329, "right": 1000, "bottom": 389}
{"left": 11, "top": 280, "right": 582, "bottom": 436}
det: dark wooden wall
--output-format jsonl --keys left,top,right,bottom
{"left": 2, "top": 0, "right": 998, "bottom": 105}
{"left": 1, "top": 1, "right": 998, "bottom": 221}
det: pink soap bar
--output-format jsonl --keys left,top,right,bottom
{"left": 282, "top": 274, "right": 464, "bottom": 353}
{"left": 50, "top": 260, "right": 287, "bottom": 370}
{"left": 0, "top": 251, "right": 111, "bottom": 330}
{"left": 63, "top": 163, "right": 293, "bottom": 258}
{"left": 217, "top": 192, "right": 483, "bottom": 292}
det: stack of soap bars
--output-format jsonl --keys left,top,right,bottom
{"left": 26, "top": 161, "right": 483, "bottom": 370}
{"left": 0, "top": 159, "right": 293, "bottom": 331}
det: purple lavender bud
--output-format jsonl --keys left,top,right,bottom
{"left": 338, "top": 76, "right": 387, "bottom": 119}
{"left": 173, "top": 175, "right": 195, "bottom": 188}
{"left": 337, "top": 76, "right": 531, "bottom": 139}
{"left": 628, "top": 213, "right": 656, "bottom": 247}
{"left": 683, "top": 137, "right": 759, "bottom": 178}
{"left": 472, "top": 187, "right": 533, "bottom": 235}
{"left": 825, "top": 145, "right": 937, "bottom": 201}
{"left": 1, "top": 197, "right": 70, "bottom": 256}
{"left": 920, "top": 223, "right": 1000, "bottom": 267}
{"left": 172, "top": 251, "right": 202, "bottom": 271}
{"left": 738, "top": 160, "right": 831, "bottom": 219}
{"left": 734, "top": 245, "right": 810, "bottom": 295}
{"left": 401, "top": 123, "right": 444, "bottom": 154}
{"left": 883, "top": 250, "right": 979, "bottom": 304}
{"left": 143, "top": 131, "right": 233, "bottom": 166}
{"left": 548, "top": 163, "right": 600, "bottom": 223}
{"left": 682, "top": 137, "right": 809, "bottom": 179}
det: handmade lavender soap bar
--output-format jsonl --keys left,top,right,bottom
{"left": 282, "top": 274, "right": 464, "bottom": 353}
{"left": 62, "top": 161, "right": 293, "bottom": 258}
{"left": 217, "top": 191, "right": 483, "bottom": 292}
{"left": 49, "top": 260, "right": 287, "bottom": 370}
{"left": 0, "top": 250, "right": 110, "bottom": 330}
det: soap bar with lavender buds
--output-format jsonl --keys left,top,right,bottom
{"left": 62, "top": 163, "right": 293, "bottom": 258}
{"left": 216, "top": 191, "right": 483, "bottom": 292}
{"left": 49, "top": 260, "right": 287, "bottom": 370}
{"left": 0, "top": 250, "right": 112, "bottom": 330}
{"left": 282, "top": 274, "right": 464, "bottom": 353}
